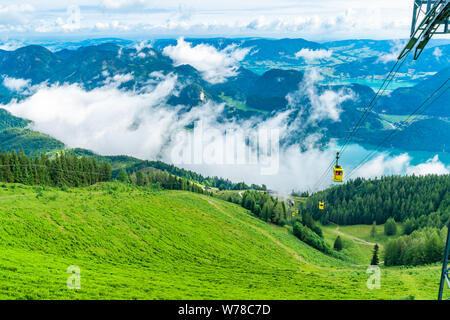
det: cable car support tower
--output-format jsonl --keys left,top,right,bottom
{"left": 398, "top": 0, "right": 450, "bottom": 60}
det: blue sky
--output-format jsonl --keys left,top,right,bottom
{"left": 0, "top": 1, "right": 417, "bottom": 41}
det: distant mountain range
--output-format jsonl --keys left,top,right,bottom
{"left": 0, "top": 38, "right": 448, "bottom": 154}
{"left": 151, "top": 38, "right": 450, "bottom": 77}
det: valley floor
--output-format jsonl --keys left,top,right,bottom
{"left": 0, "top": 183, "right": 442, "bottom": 299}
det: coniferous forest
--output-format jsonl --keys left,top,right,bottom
{"left": 0, "top": 149, "right": 112, "bottom": 186}
{"left": 301, "top": 175, "right": 450, "bottom": 266}
{"left": 305, "top": 175, "right": 450, "bottom": 228}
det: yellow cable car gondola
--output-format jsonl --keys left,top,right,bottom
{"left": 333, "top": 152, "right": 344, "bottom": 183}
{"left": 319, "top": 202, "right": 324, "bottom": 210}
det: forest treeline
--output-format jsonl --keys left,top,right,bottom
{"left": 305, "top": 175, "right": 450, "bottom": 227}
{"left": 216, "top": 190, "right": 287, "bottom": 225}
{"left": 303, "top": 175, "right": 450, "bottom": 266}
{"left": 384, "top": 226, "right": 448, "bottom": 266}
{"left": 0, "top": 149, "right": 111, "bottom": 186}
{"left": 118, "top": 167, "right": 210, "bottom": 195}
{"left": 119, "top": 160, "right": 267, "bottom": 191}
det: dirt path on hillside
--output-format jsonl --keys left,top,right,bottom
{"left": 334, "top": 226, "right": 382, "bottom": 248}
{"left": 328, "top": 221, "right": 383, "bottom": 249}
{"left": 0, "top": 194, "right": 26, "bottom": 199}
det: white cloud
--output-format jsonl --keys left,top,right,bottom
{"left": 2, "top": 76, "right": 30, "bottom": 92}
{"left": 287, "top": 68, "right": 355, "bottom": 123}
{"left": 351, "top": 153, "right": 411, "bottom": 179}
{"left": 55, "top": 5, "right": 81, "bottom": 32}
{"left": 0, "top": 4, "right": 34, "bottom": 26}
{"left": 433, "top": 47, "right": 443, "bottom": 61}
{"left": 294, "top": 48, "right": 332, "bottom": 62}
{"left": 406, "top": 155, "right": 449, "bottom": 176}
{"left": 0, "top": 0, "right": 413, "bottom": 39}
{"left": 376, "top": 39, "right": 405, "bottom": 63}
{"left": 0, "top": 40, "right": 24, "bottom": 51}
{"left": 94, "top": 22, "right": 109, "bottom": 30}
{"left": 348, "top": 151, "right": 449, "bottom": 182}
{"left": 163, "top": 38, "right": 250, "bottom": 84}
{"left": 133, "top": 40, "right": 155, "bottom": 58}
{"left": 101, "top": 0, "right": 145, "bottom": 10}
{"left": 173, "top": 4, "right": 194, "bottom": 22}
{"left": 2, "top": 75, "right": 178, "bottom": 158}
{"left": 94, "top": 20, "right": 131, "bottom": 32}
{"left": 103, "top": 73, "right": 134, "bottom": 87}
{"left": 181, "top": 142, "right": 337, "bottom": 195}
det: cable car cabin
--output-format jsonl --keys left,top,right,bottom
{"left": 319, "top": 202, "right": 324, "bottom": 210}
{"left": 333, "top": 166, "right": 344, "bottom": 183}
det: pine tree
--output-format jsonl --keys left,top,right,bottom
{"left": 334, "top": 236, "right": 343, "bottom": 251}
{"left": 371, "top": 244, "right": 379, "bottom": 265}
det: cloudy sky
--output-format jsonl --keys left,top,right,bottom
{"left": 0, "top": 0, "right": 416, "bottom": 41}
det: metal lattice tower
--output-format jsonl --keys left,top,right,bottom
{"left": 398, "top": 0, "right": 450, "bottom": 60}
{"left": 438, "top": 221, "right": 450, "bottom": 300}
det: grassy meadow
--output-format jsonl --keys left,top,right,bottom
{"left": 0, "top": 182, "right": 444, "bottom": 299}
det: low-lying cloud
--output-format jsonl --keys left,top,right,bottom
{"left": 407, "top": 155, "right": 450, "bottom": 176}
{"left": 2, "top": 76, "right": 30, "bottom": 92}
{"left": 294, "top": 48, "right": 332, "bottom": 63}
{"left": 344, "top": 150, "right": 449, "bottom": 182}
{"left": 376, "top": 39, "right": 405, "bottom": 64}
{"left": 1, "top": 71, "right": 448, "bottom": 195}
{"left": 163, "top": 38, "right": 250, "bottom": 84}
{"left": 287, "top": 68, "right": 355, "bottom": 123}
{"left": 433, "top": 47, "right": 443, "bottom": 61}
{"left": 0, "top": 40, "right": 25, "bottom": 51}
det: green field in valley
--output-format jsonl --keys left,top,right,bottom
{"left": 219, "top": 93, "right": 268, "bottom": 114}
{"left": 377, "top": 114, "right": 426, "bottom": 124}
{"left": 321, "top": 223, "right": 403, "bottom": 266}
{"left": 0, "top": 182, "right": 444, "bottom": 300}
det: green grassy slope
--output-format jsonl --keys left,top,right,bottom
{"left": 0, "top": 183, "right": 442, "bottom": 299}
{"left": 0, "top": 128, "right": 65, "bottom": 155}
{"left": 321, "top": 223, "right": 404, "bottom": 266}
{"left": 0, "top": 109, "right": 65, "bottom": 155}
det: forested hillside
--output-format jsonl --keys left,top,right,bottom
{"left": 305, "top": 175, "right": 450, "bottom": 227}
{"left": 304, "top": 175, "right": 450, "bottom": 266}
{"left": 0, "top": 149, "right": 111, "bottom": 186}
{"left": 112, "top": 158, "right": 266, "bottom": 191}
